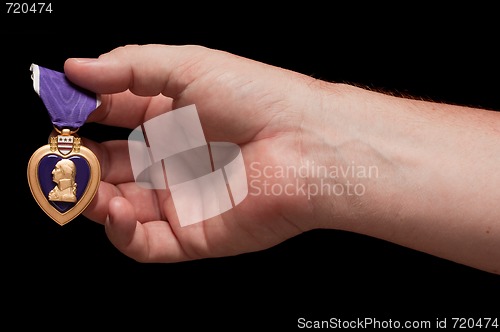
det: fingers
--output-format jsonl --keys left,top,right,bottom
{"left": 82, "top": 138, "right": 134, "bottom": 184}
{"left": 64, "top": 44, "right": 214, "bottom": 129}
{"left": 88, "top": 91, "right": 174, "bottom": 129}
{"left": 84, "top": 181, "right": 166, "bottom": 225}
{"left": 64, "top": 44, "right": 292, "bottom": 140}
{"left": 105, "top": 196, "right": 190, "bottom": 262}
{"left": 83, "top": 181, "right": 121, "bottom": 224}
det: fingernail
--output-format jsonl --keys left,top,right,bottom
{"left": 71, "top": 58, "right": 98, "bottom": 63}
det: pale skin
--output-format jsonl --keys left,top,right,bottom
{"left": 64, "top": 44, "right": 500, "bottom": 275}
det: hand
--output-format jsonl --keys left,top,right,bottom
{"left": 64, "top": 44, "right": 336, "bottom": 262}
{"left": 65, "top": 44, "right": 500, "bottom": 275}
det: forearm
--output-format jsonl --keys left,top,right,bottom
{"left": 310, "top": 83, "right": 500, "bottom": 274}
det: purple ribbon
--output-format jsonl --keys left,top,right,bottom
{"left": 30, "top": 64, "right": 100, "bottom": 130}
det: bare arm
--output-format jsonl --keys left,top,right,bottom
{"left": 64, "top": 45, "right": 500, "bottom": 274}
{"left": 311, "top": 83, "right": 500, "bottom": 274}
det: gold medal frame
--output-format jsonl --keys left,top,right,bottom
{"left": 27, "top": 142, "right": 100, "bottom": 226}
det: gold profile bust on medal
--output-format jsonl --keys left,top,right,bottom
{"left": 27, "top": 64, "right": 101, "bottom": 226}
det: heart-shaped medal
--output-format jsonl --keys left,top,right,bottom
{"left": 28, "top": 129, "right": 100, "bottom": 225}
{"left": 28, "top": 64, "right": 101, "bottom": 225}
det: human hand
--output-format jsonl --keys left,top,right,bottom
{"left": 65, "top": 44, "right": 500, "bottom": 274}
{"left": 64, "top": 44, "right": 338, "bottom": 262}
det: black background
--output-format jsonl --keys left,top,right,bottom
{"left": 2, "top": 3, "right": 499, "bottom": 330}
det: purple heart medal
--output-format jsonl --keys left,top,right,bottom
{"left": 27, "top": 64, "right": 101, "bottom": 226}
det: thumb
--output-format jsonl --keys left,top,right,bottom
{"left": 64, "top": 44, "right": 214, "bottom": 98}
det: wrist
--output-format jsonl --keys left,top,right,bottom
{"left": 301, "top": 83, "right": 440, "bottom": 232}
{"left": 298, "top": 83, "right": 388, "bottom": 230}
{"left": 302, "top": 82, "right": 500, "bottom": 273}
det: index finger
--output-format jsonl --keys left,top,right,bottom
{"left": 86, "top": 91, "right": 174, "bottom": 129}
